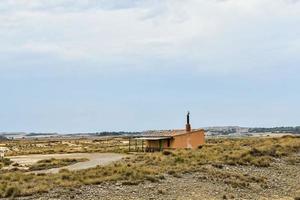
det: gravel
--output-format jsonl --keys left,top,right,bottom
{"left": 15, "top": 159, "right": 300, "bottom": 200}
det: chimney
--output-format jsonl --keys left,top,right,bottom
{"left": 186, "top": 111, "right": 191, "bottom": 132}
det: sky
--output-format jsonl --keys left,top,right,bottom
{"left": 0, "top": 0, "right": 300, "bottom": 133}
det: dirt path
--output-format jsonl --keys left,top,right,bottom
{"left": 8, "top": 153, "right": 126, "bottom": 173}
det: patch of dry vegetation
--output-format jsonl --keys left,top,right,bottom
{"left": 197, "top": 165, "right": 268, "bottom": 189}
{"left": 29, "top": 158, "right": 89, "bottom": 171}
{"left": 2, "top": 138, "right": 129, "bottom": 156}
{"left": 0, "top": 136, "right": 299, "bottom": 198}
{"left": 0, "top": 158, "right": 12, "bottom": 169}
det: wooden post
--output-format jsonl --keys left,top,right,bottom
{"left": 159, "top": 140, "right": 162, "bottom": 151}
{"left": 128, "top": 138, "right": 131, "bottom": 152}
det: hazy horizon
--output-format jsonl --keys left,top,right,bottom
{"left": 1, "top": 124, "right": 300, "bottom": 134}
{"left": 1, "top": 0, "right": 300, "bottom": 132}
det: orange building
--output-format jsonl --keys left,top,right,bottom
{"left": 139, "top": 112, "right": 205, "bottom": 151}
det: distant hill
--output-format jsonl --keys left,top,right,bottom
{"left": 204, "top": 126, "right": 300, "bottom": 136}
{"left": 249, "top": 127, "right": 300, "bottom": 134}
{"left": 93, "top": 131, "right": 142, "bottom": 136}
{"left": 204, "top": 126, "right": 249, "bottom": 135}
{"left": 0, "top": 135, "right": 8, "bottom": 140}
{"left": 25, "top": 133, "right": 58, "bottom": 137}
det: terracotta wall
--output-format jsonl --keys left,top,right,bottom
{"left": 170, "top": 130, "right": 205, "bottom": 149}
{"left": 145, "top": 130, "right": 205, "bottom": 150}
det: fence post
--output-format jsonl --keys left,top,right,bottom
{"left": 128, "top": 138, "right": 131, "bottom": 152}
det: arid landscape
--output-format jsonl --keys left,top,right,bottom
{"left": 2, "top": 0, "right": 300, "bottom": 199}
{"left": 0, "top": 135, "right": 299, "bottom": 199}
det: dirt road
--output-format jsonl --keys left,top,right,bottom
{"left": 8, "top": 153, "right": 126, "bottom": 173}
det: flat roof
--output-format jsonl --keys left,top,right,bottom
{"left": 135, "top": 136, "right": 172, "bottom": 140}
{"left": 142, "top": 129, "right": 205, "bottom": 137}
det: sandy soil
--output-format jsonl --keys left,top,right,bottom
{"left": 8, "top": 153, "right": 126, "bottom": 173}
{"left": 17, "top": 162, "right": 300, "bottom": 200}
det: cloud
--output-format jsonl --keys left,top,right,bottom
{"left": 0, "top": 0, "right": 299, "bottom": 74}
{"left": 0, "top": 0, "right": 147, "bottom": 12}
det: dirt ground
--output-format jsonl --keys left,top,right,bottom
{"left": 15, "top": 159, "right": 300, "bottom": 200}
{"left": 1, "top": 136, "right": 299, "bottom": 199}
{"left": 8, "top": 153, "right": 126, "bottom": 173}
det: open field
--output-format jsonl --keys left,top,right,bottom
{"left": 0, "top": 135, "right": 299, "bottom": 199}
{"left": 8, "top": 153, "right": 126, "bottom": 173}
{"left": 1, "top": 137, "right": 134, "bottom": 156}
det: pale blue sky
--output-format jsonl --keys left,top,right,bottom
{"left": 0, "top": 0, "right": 300, "bottom": 132}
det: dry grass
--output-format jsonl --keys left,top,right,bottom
{"left": 2, "top": 138, "right": 130, "bottom": 156}
{"left": 199, "top": 165, "right": 267, "bottom": 188}
{"left": 0, "top": 136, "right": 299, "bottom": 198}
{"left": 29, "top": 158, "right": 89, "bottom": 171}
{"left": 0, "top": 158, "right": 12, "bottom": 169}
